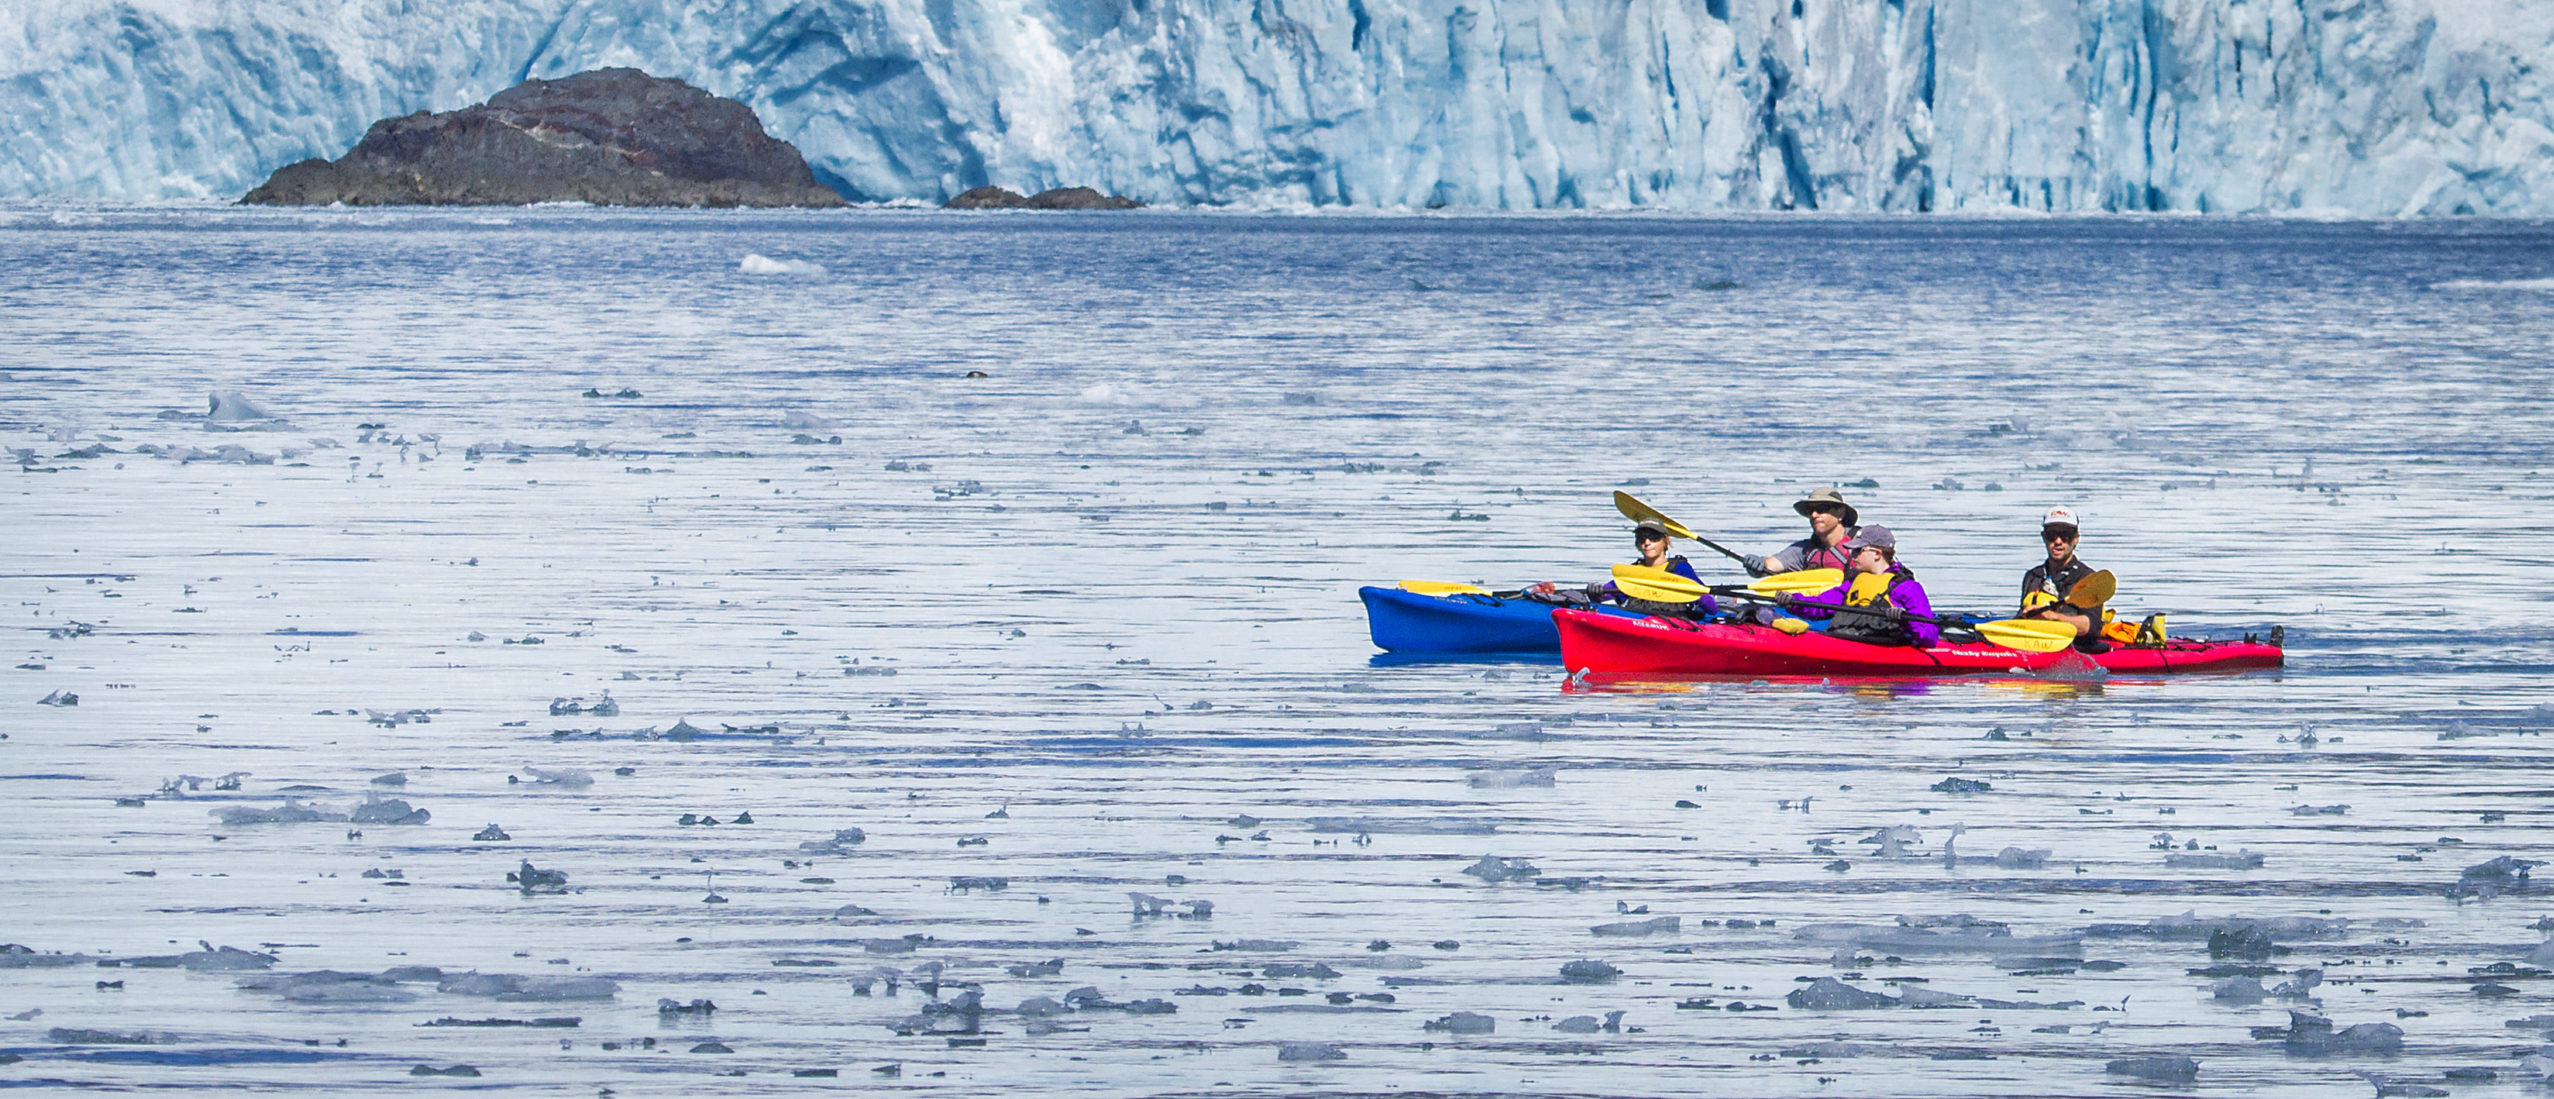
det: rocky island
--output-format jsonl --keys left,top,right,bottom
{"left": 945, "top": 185, "right": 1143, "bottom": 210}
{"left": 242, "top": 68, "right": 844, "bottom": 208}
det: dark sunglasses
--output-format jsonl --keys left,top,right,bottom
{"left": 2042, "top": 527, "right": 2079, "bottom": 543}
{"left": 1634, "top": 531, "right": 1668, "bottom": 543}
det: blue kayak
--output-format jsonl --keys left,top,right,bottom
{"left": 1358, "top": 585, "right": 1643, "bottom": 654}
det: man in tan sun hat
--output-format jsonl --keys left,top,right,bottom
{"left": 1743, "top": 487, "right": 1860, "bottom": 577}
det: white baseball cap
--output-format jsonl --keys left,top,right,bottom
{"left": 2042, "top": 506, "right": 2080, "bottom": 529}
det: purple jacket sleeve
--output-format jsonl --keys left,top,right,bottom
{"left": 1895, "top": 579, "right": 1940, "bottom": 647}
{"left": 1785, "top": 576, "right": 1939, "bottom": 646}
{"left": 1786, "top": 583, "right": 1848, "bottom": 618}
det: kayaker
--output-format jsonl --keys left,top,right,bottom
{"left": 1774, "top": 526, "right": 1939, "bottom": 646}
{"left": 1526, "top": 518, "right": 1712, "bottom": 612}
{"left": 1742, "top": 488, "right": 1858, "bottom": 577}
{"left": 2019, "top": 506, "right": 2109, "bottom": 652}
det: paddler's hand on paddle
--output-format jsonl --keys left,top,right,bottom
{"left": 1740, "top": 553, "right": 1768, "bottom": 576}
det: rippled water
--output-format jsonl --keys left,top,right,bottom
{"left": 5, "top": 204, "right": 2554, "bottom": 1095}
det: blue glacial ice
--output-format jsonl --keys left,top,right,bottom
{"left": 3, "top": 0, "right": 2552, "bottom": 212}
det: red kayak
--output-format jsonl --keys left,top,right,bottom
{"left": 2087, "top": 637, "right": 2284, "bottom": 675}
{"left": 1553, "top": 610, "right": 2282, "bottom": 678}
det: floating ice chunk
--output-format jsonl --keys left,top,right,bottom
{"left": 1128, "top": 892, "right": 1208, "bottom": 917}
{"left": 1590, "top": 916, "right": 1679, "bottom": 938}
{"left": 2454, "top": 856, "right": 2542, "bottom": 901}
{"left": 1993, "top": 847, "right": 2050, "bottom": 870}
{"left": 1460, "top": 856, "right": 1539, "bottom": 883}
{"left": 2209, "top": 976, "right": 2268, "bottom": 1002}
{"left": 349, "top": 797, "right": 430, "bottom": 825}
{"left": 1467, "top": 767, "right": 1557, "bottom": 788}
{"left": 1862, "top": 826, "right": 1922, "bottom": 859}
{"left": 1559, "top": 959, "right": 1620, "bottom": 983}
{"left": 1423, "top": 1011, "right": 1495, "bottom": 1034}
{"left": 2269, "top": 1010, "right": 2402, "bottom": 1053}
{"left": 2272, "top": 970, "right": 2324, "bottom": 998}
{"left": 780, "top": 411, "right": 836, "bottom": 431}
{"left": 2209, "top": 925, "right": 2277, "bottom": 960}
{"left": 1780, "top": 1040, "right": 1872, "bottom": 1058}
{"left": 1278, "top": 1041, "right": 1345, "bottom": 1061}
{"left": 1786, "top": 977, "right": 1897, "bottom": 1009}
{"left": 800, "top": 828, "right": 867, "bottom": 853}
{"left": 508, "top": 861, "right": 567, "bottom": 892}
{"left": 2167, "top": 850, "right": 2265, "bottom": 869}
{"left": 214, "top": 801, "right": 343, "bottom": 825}
{"left": 1551, "top": 1015, "right": 1601, "bottom": 1033}
{"left": 207, "top": 391, "right": 277, "bottom": 421}
{"left": 1792, "top": 923, "right": 2079, "bottom": 957}
{"left": 1896, "top": 985, "right": 1974, "bottom": 1008}
{"left": 498, "top": 977, "right": 619, "bottom": 1002}
{"left": 48, "top": 1027, "right": 180, "bottom": 1044}
{"left": 520, "top": 768, "right": 591, "bottom": 788}
{"left": 2106, "top": 1055, "right": 2199, "bottom": 1082}
{"left": 739, "top": 253, "right": 824, "bottom": 276}
{"left": 2087, "top": 911, "right": 2350, "bottom": 941}
{"left": 180, "top": 945, "right": 275, "bottom": 971}
{"left": 276, "top": 978, "right": 416, "bottom": 1003}
{"left": 1310, "top": 817, "right": 1498, "bottom": 835}
{"left": 1016, "top": 996, "right": 1068, "bottom": 1016}
{"left": 0, "top": 946, "right": 91, "bottom": 968}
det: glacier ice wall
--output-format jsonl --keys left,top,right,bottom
{"left": 5, "top": 0, "right": 2551, "bottom": 213}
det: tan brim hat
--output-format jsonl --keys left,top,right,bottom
{"left": 1793, "top": 487, "right": 1858, "bottom": 527}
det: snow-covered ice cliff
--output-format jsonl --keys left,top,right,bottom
{"left": 5, "top": 0, "right": 2550, "bottom": 213}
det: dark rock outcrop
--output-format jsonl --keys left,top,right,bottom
{"left": 944, "top": 185, "right": 1143, "bottom": 210}
{"left": 243, "top": 68, "right": 843, "bottom": 208}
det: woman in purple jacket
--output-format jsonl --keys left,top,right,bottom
{"left": 1776, "top": 526, "right": 1938, "bottom": 647}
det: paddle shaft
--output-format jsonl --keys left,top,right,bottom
{"left": 1611, "top": 491, "right": 1748, "bottom": 565}
{"left": 1722, "top": 588, "right": 2042, "bottom": 632}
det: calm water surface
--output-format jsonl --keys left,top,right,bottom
{"left": 4, "top": 205, "right": 2553, "bottom": 1095}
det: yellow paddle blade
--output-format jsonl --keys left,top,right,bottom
{"left": 1747, "top": 569, "right": 1842, "bottom": 595}
{"left": 1397, "top": 580, "right": 1491, "bottom": 596}
{"left": 1611, "top": 491, "right": 1698, "bottom": 541}
{"left": 1610, "top": 564, "right": 1706, "bottom": 597}
{"left": 1607, "top": 565, "right": 1703, "bottom": 604}
{"left": 1972, "top": 618, "right": 2077, "bottom": 653}
{"left": 2067, "top": 569, "right": 2117, "bottom": 608}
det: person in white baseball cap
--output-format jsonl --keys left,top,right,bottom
{"left": 2019, "top": 506, "right": 2106, "bottom": 649}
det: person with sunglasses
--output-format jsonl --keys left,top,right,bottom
{"left": 1526, "top": 518, "right": 1714, "bottom": 613}
{"left": 2020, "top": 506, "right": 2108, "bottom": 651}
{"left": 1772, "top": 525, "right": 1938, "bottom": 646}
{"left": 1741, "top": 488, "right": 1860, "bottom": 578}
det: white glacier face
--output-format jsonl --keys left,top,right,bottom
{"left": 4, "top": 0, "right": 2551, "bottom": 213}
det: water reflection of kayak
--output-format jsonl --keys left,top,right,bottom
{"left": 1358, "top": 585, "right": 1644, "bottom": 654}
{"left": 1553, "top": 609, "right": 2283, "bottom": 678}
